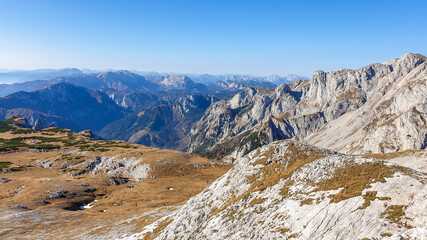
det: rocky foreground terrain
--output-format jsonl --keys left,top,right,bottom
{"left": 0, "top": 117, "right": 230, "bottom": 239}
{"left": 125, "top": 140, "right": 426, "bottom": 239}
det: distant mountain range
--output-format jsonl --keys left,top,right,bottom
{"left": 0, "top": 83, "right": 127, "bottom": 131}
{"left": 0, "top": 68, "right": 307, "bottom": 97}
{"left": 0, "top": 69, "right": 292, "bottom": 139}
{"left": 42, "top": 70, "right": 159, "bottom": 92}
{"left": 215, "top": 78, "right": 277, "bottom": 90}
{"left": 0, "top": 67, "right": 307, "bottom": 148}
{"left": 186, "top": 73, "right": 308, "bottom": 85}
{"left": 0, "top": 68, "right": 83, "bottom": 83}
{"left": 0, "top": 54, "right": 425, "bottom": 157}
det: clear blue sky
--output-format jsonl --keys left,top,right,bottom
{"left": 0, "top": 0, "right": 426, "bottom": 77}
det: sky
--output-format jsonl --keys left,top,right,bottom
{"left": 0, "top": 0, "right": 426, "bottom": 77}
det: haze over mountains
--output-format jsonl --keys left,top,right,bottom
{"left": 1, "top": 53, "right": 427, "bottom": 239}
{"left": 0, "top": 54, "right": 426, "bottom": 155}
{"left": 0, "top": 69, "right": 307, "bottom": 96}
{"left": 0, "top": 68, "right": 307, "bottom": 142}
{"left": 0, "top": 68, "right": 83, "bottom": 83}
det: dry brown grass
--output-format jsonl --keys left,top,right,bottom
{"left": 288, "top": 233, "right": 298, "bottom": 238}
{"left": 358, "top": 191, "right": 391, "bottom": 209}
{"left": 299, "top": 198, "right": 315, "bottom": 206}
{"left": 279, "top": 227, "right": 290, "bottom": 233}
{"left": 360, "top": 191, "right": 378, "bottom": 209}
{"left": 336, "top": 88, "right": 365, "bottom": 102}
{"left": 0, "top": 127, "right": 231, "bottom": 239}
{"left": 211, "top": 142, "right": 326, "bottom": 216}
{"left": 248, "top": 197, "right": 266, "bottom": 207}
{"left": 313, "top": 162, "right": 395, "bottom": 203}
{"left": 364, "top": 149, "right": 422, "bottom": 160}
{"left": 376, "top": 97, "right": 394, "bottom": 111}
{"left": 381, "top": 205, "right": 408, "bottom": 225}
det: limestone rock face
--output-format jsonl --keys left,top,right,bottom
{"left": 188, "top": 53, "right": 427, "bottom": 157}
{"left": 188, "top": 85, "right": 299, "bottom": 154}
{"left": 123, "top": 141, "right": 427, "bottom": 240}
{"left": 274, "top": 83, "right": 291, "bottom": 97}
{"left": 307, "top": 53, "right": 427, "bottom": 154}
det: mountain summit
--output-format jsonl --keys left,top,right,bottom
{"left": 155, "top": 75, "right": 209, "bottom": 93}
{"left": 44, "top": 70, "right": 159, "bottom": 92}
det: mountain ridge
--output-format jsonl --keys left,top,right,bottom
{"left": 187, "top": 53, "right": 427, "bottom": 160}
{"left": 0, "top": 82, "right": 127, "bottom": 132}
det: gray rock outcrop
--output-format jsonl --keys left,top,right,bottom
{"left": 123, "top": 140, "right": 427, "bottom": 240}
{"left": 188, "top": 53, "right": 427, "bottom": 157}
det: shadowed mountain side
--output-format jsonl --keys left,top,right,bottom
{"left": 41, "top": 70, "right": 160, "bottom": 92}
{"left": 0, "top": 83, "right": 128, "bottom": 132}
{"left": 100, "top": 94, "right": 216, "bottom": 150}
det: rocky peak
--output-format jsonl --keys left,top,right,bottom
{"left": 187, "top": 84, "right": 300, "bottom": 154}
{"left": 11, "top": 116, "right": 31, "bottom": 129}
{"left": 275, "top": 83, "right": 291, "bottom": 97}
{"left": 306, "top": 70, "right": 327, "bottom": 103}
{"left": 33, "top": 118, "right": 53, "bottom": 130}
{"left": 383, "top": 52, "right": 427, "bottom": 65}
{"left": 155, "top": 75, "right": 209, "bottom": 93}
{"left": 158, "top": 75, "right": 191, "bottom": 87}
{"left": 228, "top": 87, "right": 269, "bottom": 109}
{"left": 307, "top": 53, "right": 426, "bottom": 107}
{"left": 181, "top": 94, "right": 216, "bottom": 112}
{"left": 78, "top": 130, "right": 95, "bottom": 139}
{"left": 306, "top": 53, "right": 427, "bottom": 154}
